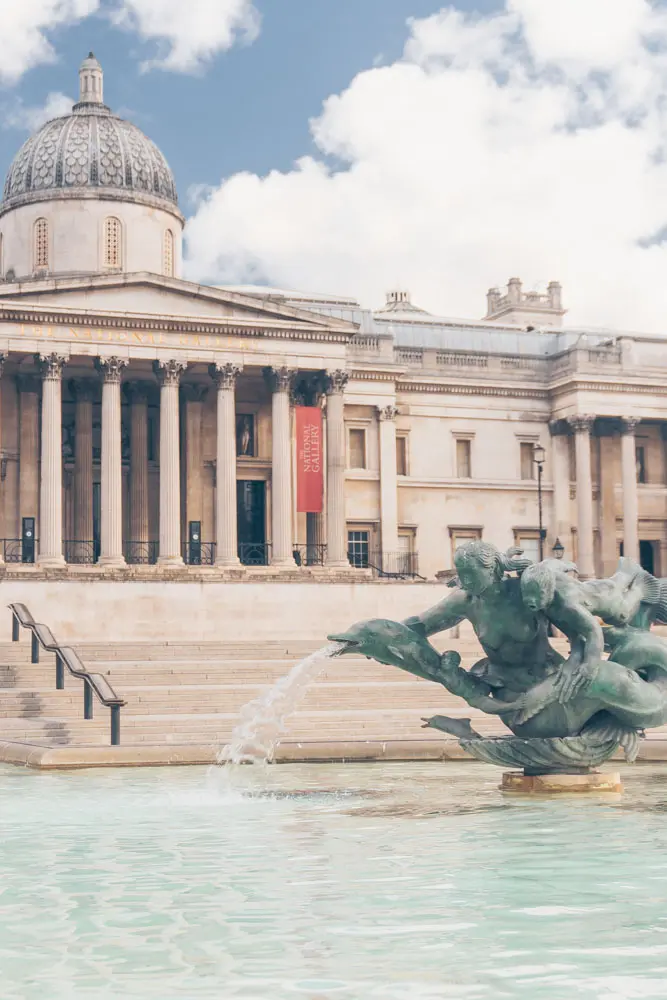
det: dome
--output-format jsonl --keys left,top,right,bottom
{"left": 1, "top": 54, "right": 179, "bottom": 216}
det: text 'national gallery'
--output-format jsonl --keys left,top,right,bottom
{"left": 0, "top": 55, "right": 664, "bottom": 583}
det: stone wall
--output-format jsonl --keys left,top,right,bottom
{"left": 0, "top": 579, "right": 462, "bottom": 643}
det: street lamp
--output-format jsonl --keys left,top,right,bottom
{"left": 552, "top": 537, "right": 565, "bottom": 560}
{"left": 533, "top": 443, "right": 546, "bottom": 561}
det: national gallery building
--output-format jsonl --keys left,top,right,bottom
{"left": 0, "top": 56, "right": 665, "bottom": 583}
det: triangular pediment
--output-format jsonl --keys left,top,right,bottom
{"left": 0, "top": 271, "right": 358, "bottom": 336}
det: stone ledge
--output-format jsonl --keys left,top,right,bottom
{"left": 0, "top": 566, "right": 377, "bottom": 584}
{"left": 4, "top": 738, "right": 666, "bottom": 769}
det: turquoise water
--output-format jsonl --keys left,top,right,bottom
{"left": 2, "top": 762, "right": 667, "bottom": 999}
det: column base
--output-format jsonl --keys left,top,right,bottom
{"left": 37, "top": 555, "right": 66, "bottom": 569}
{"left": 157, "top": 555, "right": 184, "bottom": 568}
{"left": 98, "top": 556, "right": 127, "bottom": 569}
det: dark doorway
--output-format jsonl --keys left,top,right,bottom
{"left": 237, "top": 480, "right": 267, "bottom": 565}
{"left": 93, "top": 482, "right": 101, "bottom": 562}
{"left": 640, "top": 540, "right": 655, "bottom": 575}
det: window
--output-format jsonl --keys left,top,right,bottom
{"left": 349, "top": 428, "right": 367, "bottom": 469}
{"left": 396, "top": 435, "right": 408, "bottom": 476}
{"left": 103, "top": 217, "right": 122, "bottom": 268}
{"left": 636, "top": 445, "right": 647, "bottom": 484}
{"left": 34, "top": 218, "right": 48, "bottom": 270}
{"left": 348, "top": 530, "right": 370, "bottom": 568}
{"left": 163, "top": 228, "right": 174, "bottom": 277}
{"left": 514, "top": 530, "right": 540, "bottom": 564}
{"left": 450, "top": 527, "right": 482, "bottom": 563}
{"left": 397, "top": 531, "right": 416, "bottom": 575}
{"left": 520, "top": 442, "right": 535, "bottom": 480}
{"left": 456, "top": 438, "right": 472, "bottom": 478}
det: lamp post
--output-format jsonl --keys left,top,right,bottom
{"left": 552, "top": 538, "right": 564, "bottom": 560}
{"left": 533, "top": 443, "right": 546, "bottom": 561}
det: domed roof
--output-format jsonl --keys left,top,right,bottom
{"left": 1, "top": 54, "right": 179, "bottom": 215}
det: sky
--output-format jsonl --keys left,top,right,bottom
{"left": 3, "top": 0, "right": 667, "bottom": 331}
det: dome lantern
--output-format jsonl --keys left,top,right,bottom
{"left": 76, "top": 52, "right": 104, "bottom": 108}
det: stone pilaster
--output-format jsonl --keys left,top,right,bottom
{"left": 620, "top": 416, "right": 641, "bottom": 563}
{"left": 264, "top": 366, "right": 297, "bottom": 566}
{"left": 567, "top": 414, "right": 596, "bottom": 578}
{"left": 549, "top": 421, "right": 572, "bottom": 561}
{"left": 377, "top": 405, "right": 399, "bottom": 565}
{"left": 125, "top": 382, "right": 151, "bottom": 545}
{"left": 210, "top": 363, "right": 242, "bottom": 566}
{"left": 17, "top": 376, "right": 40, "bottom": 545}
{"left": 70, "top": 379, "right": 96, "bottom": 546}
{"left": 95, "top": 357, "right": 127, "bottom": 566}
{"left": 154, "top": 359, "right": 186, "bottom": 566}
{"left": 325, "top": 371, "right": 348, "bottom": 567}
{"left": 37, "top": 353, "right": 66, "bottom": 567}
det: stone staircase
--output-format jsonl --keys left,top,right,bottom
{"left": 3, "top": 631, "right": 667, "bottom": 762}
{"left": 0, "top": 633, "right": 513, "bottom": 755}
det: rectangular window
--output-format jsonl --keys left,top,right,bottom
{"left": 396, "top": 435, "right": 408, "bottom": 476}
{"left": 636, "top": 445, "right": 647, "bottom": 484}
{"left": 349, "top": 428, "right": 366, "bottom": 469}
{"left": 347, "top": 530, "right": 370, "bottom": 568}
{"left": 450, "top": 527, "right": 481, "bottom": 563}
{"left": 520, "top": 442, "right": 535, "bottom": 480}
{"left": 514, "top": 531, "right": 540, "bottom": 564}
{"left": 456, "top": 438, "right": 472, "bottom": 478}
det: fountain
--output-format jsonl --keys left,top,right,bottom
{"left": 327, "top": 542, "right": 667, "bottom": 793}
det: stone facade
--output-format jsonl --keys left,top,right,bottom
{"left": 0, "top": 59, "right": 662, "bottom": 585}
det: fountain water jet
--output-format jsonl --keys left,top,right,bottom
{"left": 219, "top": 642, "right": 344, "bottom": 766}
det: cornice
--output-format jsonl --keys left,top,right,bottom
{"left": 0, "top": 304, "right": 352, "bottom": 344}
{"left": 395, "top": 379, "right": 548, "bottom": 399}
{"left": 550, "top": 378, "right": 667, "bottom": 397}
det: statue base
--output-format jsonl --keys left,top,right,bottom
{"left": 501, "top": 770, "right": 622, "bottom": 795}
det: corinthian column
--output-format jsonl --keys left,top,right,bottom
{"left": 378, "top": 405, "right": 399, "bottom": 568}
{"left": 210, "top": 363, "right": 241, "bottom": 566}
{"left": 17, "top": 375, "right": 40, "bottom": 548}
{"left": 96, "top": 357, "right": 127, "bottom": 567}
{"left": 264, "top": 366, "right": 296, "bottom": 566}
{"left": 37, "top": 353, "right": 66, "bottom": 567}
{"left": 620, "top": 417, "right": 641, "bottom": 563}
{"left": 154, "top": 359, "right": 186, "bottom": 566}
{"left": 70, "top": 379, "right": 96, "bottom": 547}
{"left": 567, "top": 414, "right": 596, "bottom": 578}
{"left": 125, "top": 382, "right": 150, "bottom": 546}
{"left": 549, "top": 420, "right": 572, "bottom": 560}
{"left": 325, "top": 371, "right": 348, "bottom": 567}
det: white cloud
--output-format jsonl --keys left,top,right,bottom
{"left": 0, "top": 0, "right": 98, "bottom": 84}
{"left": 111, "top": 0, "right": 261, "bottom": 73}
{"left": 184, "top": 0, "right": 667, "bottom": 333}
{"left": 3, "top": 92, "right": 73, "bottom": 131}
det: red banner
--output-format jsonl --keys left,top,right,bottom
{"left": 295, "top": 406, "right": 323, "bottom": 513}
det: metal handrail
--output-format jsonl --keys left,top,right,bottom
{"left": 8, "top": 602, "right": 125, "bottom": 745}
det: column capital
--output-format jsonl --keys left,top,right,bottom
{"left": 566, "top": 414, "right": 596, "bottom": 433}
{"left": 209, "top": 362, "right": 241, "bottom": 390}
{"left": 620, "top": 416, "right": 642, "bottom": 434}
{"left": 377, "top": 405, "right": 398, "bottom": 422}
{"left": 124, "top": 380, "right": 153, "bottom": 404}
{"left": 37, "top": 353, "right": 66, "bottom": 381}
{"left": 95, "top": 356, "right": 128, "bottom": 384}
{"left": 325, "top": 370, "right": 349, "bottom": 395}
{"left": 16, "top": 374, "right": 41, "bottom": 394}
{"left": 263, "top": 366, "right": 297, "bottom": 394}
{"left": 69, "top": 378, "right": 98, "bottom": 402}
{"left": 153, "top": 359, "right": 187, "bottom": 386}
{"left": 181, "top": 383, "right": 209, "bottom": 403}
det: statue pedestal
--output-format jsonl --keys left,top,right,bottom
{"left": 501, "top": 770, "right": 622, "bottom": 794}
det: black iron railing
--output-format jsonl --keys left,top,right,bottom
{"left": 348, "top": 550, "right": 423, "bottom": 580}
{"left": 1, "top": 538, "right": 37, "bottom": 563}
{"left": 292, "top": 543, "right": 327, "bottom": 567}
{"left": 9, "top": 602, "right": 125, "bottom": 745}
{"left": 239, "top": 542, "right": 271, "bottom": 566}
{"left": 182, "top": 541, "right": 216, "bottom": 566}
{"left": 63, "top": 539, "right": 99, "bottom": 565}
{"left": 124, "top": 540, "right": 159, "bottom": 565}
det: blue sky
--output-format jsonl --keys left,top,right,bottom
{"left": 0, "top": 1, "right": 500, "bottom": 211}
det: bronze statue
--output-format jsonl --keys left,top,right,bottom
{"left": 329, "top": 541, "right": 667, "bottom": 773}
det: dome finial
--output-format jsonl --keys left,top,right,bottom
{"left": 79, "top": 52, "right": 103, "bottom": 106}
